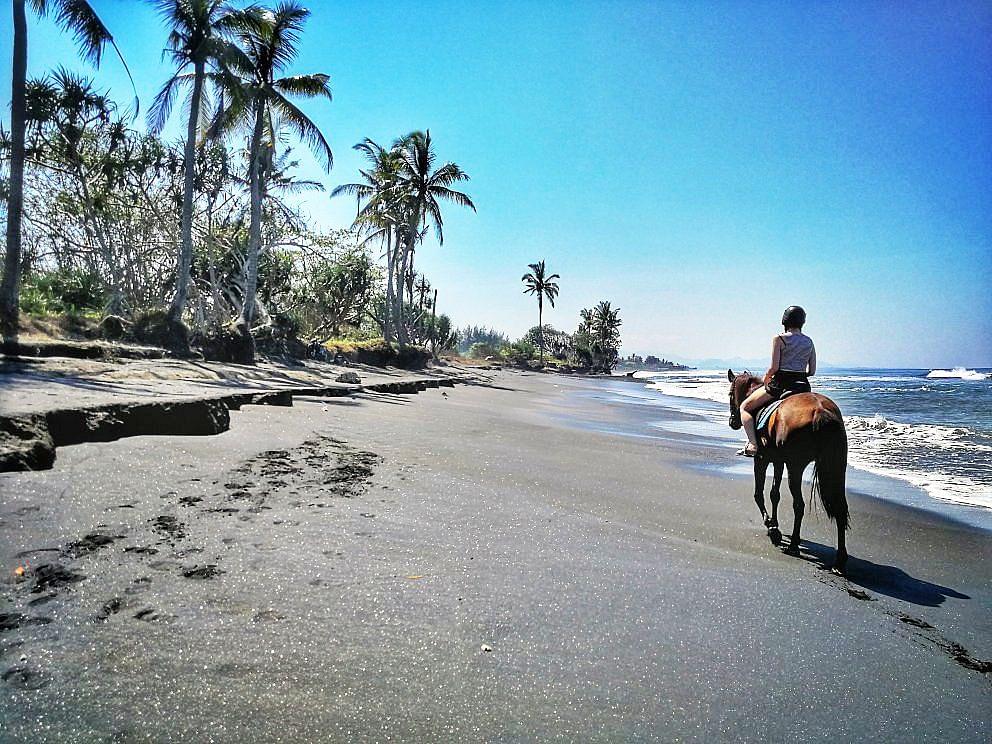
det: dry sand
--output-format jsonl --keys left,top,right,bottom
{"left": 1, "top": 369, "right": 989, "bottom": 741}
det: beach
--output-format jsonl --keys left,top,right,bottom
{"left": 1, "top": 368, "right": 988, "bottom": 741}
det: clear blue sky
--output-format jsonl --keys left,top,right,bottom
{"left": 3, "top": 0, "right": 990, "bottom": 367}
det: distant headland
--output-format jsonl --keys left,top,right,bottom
{"left": 616, "top": 354, "right": 694, "bottom": 372}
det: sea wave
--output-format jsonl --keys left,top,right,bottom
{"left": 646, "top": 379, "right": 728, "bottom": 405}
{"left": 845, "top": 415, "right": 992, "bottom": 453}
{"left": 926, "top": 367, "right": 991, "bottom": 381}
{"left": 844, "top": 415, "right": 992, "bottom": 509}
{"left": 637, "top": 367, "right": 992, "bottom": 509}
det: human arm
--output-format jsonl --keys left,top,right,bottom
{"left": 770, "top": 335, "right": 783, "bottom": 374}
{"left": 765, "top": 335, "right": 783, "bottom": 382}
{"left": 808, "top": 343, "right": 817, "bottom": 376}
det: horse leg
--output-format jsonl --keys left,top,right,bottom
{"left": 752, "top": 455, "right": 769, "bottom": 525}
{"left": 833, "top": 517, "right": 848, "bottom": 576}
{"left": 767, "top": 461, "right": 784, "bottom": 546}
{"left": 783, "top": 461, "right": 806, "bottom": 556}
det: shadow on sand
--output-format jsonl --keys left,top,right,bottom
{"left": 790, "top": 538, "right": 970, "bottom": 607}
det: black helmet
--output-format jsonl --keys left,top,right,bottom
{"left": 782, "top": 305, "right": 806, "bottom": 328}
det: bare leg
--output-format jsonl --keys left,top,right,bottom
{"left": 740, "top": 388, "right": 774, "bottom": 452}
{"left": 784, "top": 461, "right": 805, "bottom": 556}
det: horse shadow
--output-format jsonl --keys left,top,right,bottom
{"left": 788, "top": 538, "right": 971, "bottom": 607}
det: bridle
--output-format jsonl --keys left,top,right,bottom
{"left": 728, "top": 370, "right": 751, "bottom": 430}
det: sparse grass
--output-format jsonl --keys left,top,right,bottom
{"left": 19, "top": 312, "right": 102, "bottom": 340}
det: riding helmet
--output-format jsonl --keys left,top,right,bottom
{"left": 782, "top": 305, "right": 806, "bottom": 328}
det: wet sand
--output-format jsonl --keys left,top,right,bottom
{"left": 1, "top": 371, "right": 989, "bottom": 741}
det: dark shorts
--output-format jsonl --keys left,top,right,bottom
{"left": 765, "top": 371, "right": 810, "bottom": 400}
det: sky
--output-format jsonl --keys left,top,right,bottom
{"left": 2, "top": 0, "right": 991, "bottom": 368}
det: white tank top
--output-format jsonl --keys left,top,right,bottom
{"left": 779, "top": 332, "right": 813, "bottom": 372}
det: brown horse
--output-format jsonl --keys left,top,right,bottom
{"left": 727, "top": 370, "right": 850, "bottom": 574}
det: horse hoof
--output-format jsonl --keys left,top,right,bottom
{"left": 783, "top": 544, "right": 800, "bottom": 557}
{"left": 830, "top": 566, "right": 846, "bottom": 577}
{"left": 767, "top": 527, "right": 782, "bottom": 546}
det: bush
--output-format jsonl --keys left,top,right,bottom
{"left": 197, "top": 323, "right": 251, "bottom": 363}
{"left": 254, "top": 312, "right": 306, "bottom": 358}
{"left": 500, "top": 339, "right": 537, "bottom": 366}
{"left": 322, "top": 338, "right": 430, "bottom": 369}
{"left": 19, "top": 269, "right": 104, "bottom": 315}
{"left": 130, "top": 309, "right": 189, "bottom": 352}
{"left": 468, "top": 342, "right": 500, "bottom": 359}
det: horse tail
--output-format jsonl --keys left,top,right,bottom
{"left": 811, "top": 407, "right": 849, "bottom": 531}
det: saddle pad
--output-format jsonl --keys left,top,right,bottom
{"left": 756, "top": 399, "right": 785, "bottom": 433}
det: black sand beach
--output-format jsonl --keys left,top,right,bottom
{"left": 1, "top": 369, "right": 989, "bottom": 741}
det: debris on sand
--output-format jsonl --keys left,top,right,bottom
{"left": 182, "top": 565, "right": 224, "bottom": 580}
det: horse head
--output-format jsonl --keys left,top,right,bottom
{"left": 726, "top": 369, "right": 756, "bottom": 430}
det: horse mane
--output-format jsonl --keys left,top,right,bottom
{"left": 740, "top": 371, "right": 764, "bottom": 397}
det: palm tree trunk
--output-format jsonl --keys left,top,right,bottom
{"left": 239, "top": 104, "right": 266, "bottom": 363}
{"left": 430, "top": 288, "right": 437, "bottom": 356}
{"left": 382, "top": 225, "right": 393, "bottom": 342}
{"left": 1, "top": 0, "right": 27, "bottom": 344}
{"left": 168, "top": 58, "right": 204, "bottom": 327}
{"left": 396, "top": 233, "right": 410, "bottom": 345}
{"left": 538, "top": 296, "right": 544, "bottom": 364}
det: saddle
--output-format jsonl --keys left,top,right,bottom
{"left": 756, "top": 399, "right": 783, "bottom": 435}
{"left": 755, "top": 390, "right": 801, "bottom": 444}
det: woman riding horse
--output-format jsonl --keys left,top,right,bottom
{"left": 727, "top": 306, "right": 849, "bottom": 574}
{"left": 739, "top": 305, "right": 816, "bottom": 457}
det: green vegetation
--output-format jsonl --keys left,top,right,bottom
{"left": 1, "top": 1, "right": 473, "bottom": 366}
{"left": 457, "top": 326, "right": 510, "bottom": 354}
{"left": 332, "top": 132, "right": 475, "bottom": 347}
{"left": 521, "top": 260, "right": 560, "bottom": 364}
{"left": 3, "top": 0, "right": 131, "bottom": 341}
{"left": 1, "top": 6, "right": 616, "bottom": 373}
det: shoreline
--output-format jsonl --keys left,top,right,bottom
{"left": 1, "top": 366, "right": 989, "bottom": 740}
{"left": 593, "top": 370, "right": 992, "bottom": 531}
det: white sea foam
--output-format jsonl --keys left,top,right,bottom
{"left": 845, "top": 415, "right": 992, "bottom": 454}
{"left": 634, "top": 368, "right": 992, "bottom": 510}
{"left": 926, "top": 367, "right": 991, "bottom": 381}
{"left": 841, "top": 415, "right": 992, "bottom": 509}
{"left": 646, "top": 379, "right": 728, "bottom": 405}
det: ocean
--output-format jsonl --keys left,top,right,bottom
{"left": 599, "top": 367, "right": 992, "bottom": 529}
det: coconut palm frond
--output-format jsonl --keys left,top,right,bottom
{"left": 269, "top": 91, "right": 332, "bottom": 170}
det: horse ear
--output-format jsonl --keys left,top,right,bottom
{"left": 727, "top": 369, "right": 735, "bottom": 382}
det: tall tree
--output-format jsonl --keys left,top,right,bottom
{"left": 211, "top": 1, "right": 333, "bottom": 363}
{"left": 393, "top": 130, "right": 474, "bottom": 343}
{"left": 148, "top": 0, "right": 244, "bottom": 342}
{"left": 2, "top": 0, "right": 129, "bottom": 343}
{"left": 331, "top": 138, "right": 405, "bottom": 343}
{"left": 521, "top": 260, "right": 560, "bottom": 364}
{"left": 590, "top": 300, "right": 622, "bottom": 371}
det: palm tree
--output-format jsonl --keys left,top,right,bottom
{"left": 148, "top": 0, "right": 245, "bottom": 340}
{"left": 393, "top": 130, "right": 474, "bottom": 343}
{"left": 592, "top": 300, "right": 622, "bottom": 371}
{"left": 332, "top": 138, "right": 405, "bottom": 342}
{"left": 2, "top": 0, "right": 130, "bottom": 343}
{"left": 521, "top": 260, "right": 560, "bottom": 364}
{"left": 333, "top": 131, "right": 473, "bottom": 345}
{"left": 210, "top": 2, "right": 333, "bottom": 363}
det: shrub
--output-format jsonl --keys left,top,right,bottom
{"left": 500, "top": 339, "right": 537, "bottom": 365}
{"left": 131, "top": 309, "right": 189, "bottom": 352}
{"left": 468, "top": 342, "right": 500, "bottom": 359}
{"left": 19, "top": 269, "right": 104, "bottom": 315}
{"left": 322, "top": 338, "right": 430, "bottom": 369}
